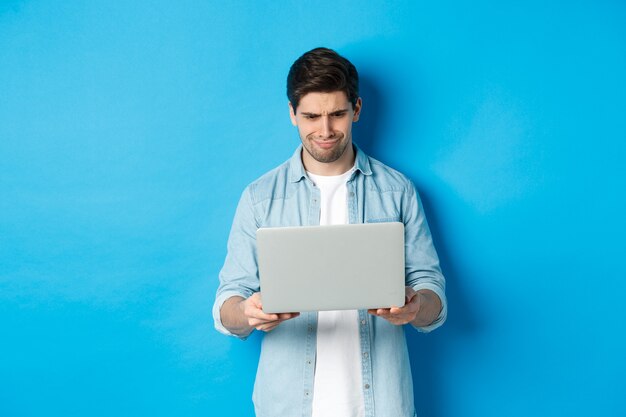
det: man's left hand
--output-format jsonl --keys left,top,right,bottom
{"left": 368, "top": 287, "right": 441, "bottom": 327}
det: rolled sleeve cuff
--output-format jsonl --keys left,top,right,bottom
{"left": 411, "top": 282, "right": 447, "bottom": 333}
{"left": 213, "top": 290, "right": 251, "bottom": 340}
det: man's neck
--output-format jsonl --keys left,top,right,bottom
{"left": 301, "top": 145, "right": 356, "bottom": 176}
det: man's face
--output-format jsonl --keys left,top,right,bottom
{"left": 289, "top": 91, "right": 362, "bottom": 167}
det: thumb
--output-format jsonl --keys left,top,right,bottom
{"left": 405, "top": 287, "right": 417, "bottom": 304}
{"left": 247, "top": 292, "right": 262, "bottom": 309}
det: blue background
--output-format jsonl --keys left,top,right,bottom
{"left": 1, "top": 1, "right": 625, "bottom": 416}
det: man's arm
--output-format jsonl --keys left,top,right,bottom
{"left": 213, "top": 187, "right": 299, "bottom": 338}
{"left": 220, "top": 294, "right": 299, "bottom": 337}
{"left": 369, "top": 181, "right": 447, "bottom": 331}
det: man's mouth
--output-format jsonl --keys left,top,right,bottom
{"left": 311, "top": 138, "right": 340, "bottom": 149}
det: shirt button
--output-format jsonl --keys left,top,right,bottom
{"left": 363, "top": 352, "right": 369, "bottom": 358}
{"left": 361, "top": 319, "right": 366, "bottom": 325}
{"left": 350, "top": 192, "right": 355, "bottom": 197}
{"left": 307, "top": 360, "right": 312, "bottom": 365}
{"left": 364, "top": 384, "right": 370, "bottom": 389}
{"left": 305, "top": 391, "right": 309, "bottom": 396}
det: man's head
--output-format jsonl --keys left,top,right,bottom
{"left": 287, "top": 48, "right": 362, "bottom": 174}
{"left": 287, "top": 47, "right": 359, "bottom": 112}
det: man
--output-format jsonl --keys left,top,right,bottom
{"left": 213, "top": 47, "right": 447, "bottom": 417}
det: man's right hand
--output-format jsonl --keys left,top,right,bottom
{"left": 241, "top": 293, "right": 300, "bottom": 332}
{"left": 221, "top": 293, "right": 299, "bottom": 336}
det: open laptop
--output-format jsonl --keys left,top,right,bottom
{"left": 257, "top": 222, "right": 406, "bottom": 313}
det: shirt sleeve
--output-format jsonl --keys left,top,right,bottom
{"left": 213, "top": 186, "right": 260, "bottom": 339}
{"left": 402, "top": 181, "right": 448, "bottom": 333}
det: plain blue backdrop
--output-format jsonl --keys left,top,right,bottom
{"left": 1, "top": 1, "right": 625, "bottom": 416}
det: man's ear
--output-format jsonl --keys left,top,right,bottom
{"left": 352, "top": 97, "right": 363, "bottom": 122}
{"left": 288, "top": 102, "right": 297, "bottom": 126}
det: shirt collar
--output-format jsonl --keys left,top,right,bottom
{"left": 288, "top": 144, "right": 373, "bottom": 183}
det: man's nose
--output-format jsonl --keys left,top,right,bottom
{"left": 320, "top": 116, "right": 332, "bottom": 138}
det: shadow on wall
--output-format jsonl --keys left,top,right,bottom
{"left": 355, "top": 70, "right": 479, "bottom": 417}
{"left": 352, "top": 74, "right": 385, "bottom": 157}
{"left": 408, "top": 184, "right": 479, "bottom": 417}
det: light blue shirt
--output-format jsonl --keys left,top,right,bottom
{"left": 213, "top": 145, "right": 447, "bottom": 417}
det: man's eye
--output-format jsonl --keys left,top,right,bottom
{"left": 332, "top": 113, "right": 347, "bottom": 118}
{"left": 304, "top": 115, "right": 319, "bottom": 120}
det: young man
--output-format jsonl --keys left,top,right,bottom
{"left": 213, "top": 47, "right": 447, "bottom": 417}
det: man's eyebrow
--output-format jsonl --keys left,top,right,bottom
{"left": 300, "top": 108, "right": 349, "bottom": 116}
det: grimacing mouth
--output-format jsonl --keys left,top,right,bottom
{"left": 307, "top": 133, "right": 344, "bottom": 144}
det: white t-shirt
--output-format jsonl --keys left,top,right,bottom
{"left": 307, "top": 168, "right": 365, "bottom": 417}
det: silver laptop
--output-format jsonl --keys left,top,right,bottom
{"left": 257, "top": 222, "right": 406, "bottom": 313}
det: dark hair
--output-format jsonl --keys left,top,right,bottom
{"left": 287, "top": 47, "right": 359, "bottom": 111}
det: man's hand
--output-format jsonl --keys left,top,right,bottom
{"left": 221, "top": 293, "right": 300, "bottom": 336}
{"left": 368, "top": 287, "right": 441, "bottom": 327}
{"left": 240, "top": 292, "right": 300, "bottom": 332}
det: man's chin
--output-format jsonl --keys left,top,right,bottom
{"left": 314, "top": 149, "right": 346, "bottom": 164}
{"left": 302, "top": 136, "right": 352, "bottom": 163}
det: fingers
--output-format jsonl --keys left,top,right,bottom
{"left": 368, "top": 300, "right": 418, "bottom": 325}
{"left": 252, "top": 315, "right": 296, "bottom": 332}
{"left": 368, "top": 309, "right": 406, "bottom": 325}
{"left": 256, "top": 321, "right": 281, "bottom": 332}
{"left": 276, "top": 312, "right": 299, "bottom": 319}
{"left": 249, "top": 313, "right": 299, "bottom": 332}
{"left": 243, "top": 294, "right": 300, "bottom": 332}
{"left": 250, "top": 318, "right": 280, "bottom": 330}
{"left": 368, "top": 308, "right": 395, "bottom": 321}
{"left": 243, "top": 301, "right": 279, "bottom": 322}
{"left": 247, "top": 312, "right": 299, "bottom": 326}
{"left": 369, "top": 305, "right": 410, "bottom": 316}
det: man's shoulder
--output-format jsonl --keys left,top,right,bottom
{"left": 243, "top": 157, "right": 293, "bottom": 204}
{"left": 366, "top": 155, "right": 415, "bottom": 192}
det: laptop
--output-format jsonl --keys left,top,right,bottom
{"left": 257, "top": 222, "right": 406, "bottom": 313}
